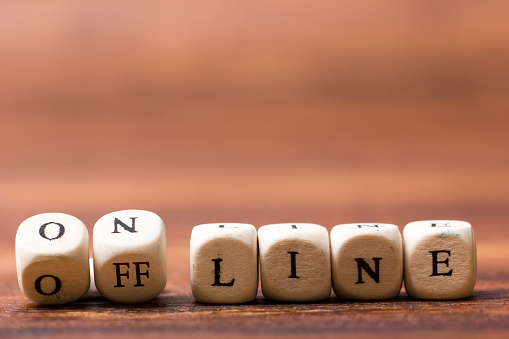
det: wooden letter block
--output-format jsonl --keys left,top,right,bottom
{"left": 258, "top": 223, "right": 331, "bottom": 302}
{"left": 15, "top": 213, "right": 90, "bottom": 305}
{"left": 190, "top": 223, "right": 258, "bottom": 304}
{"left": 403, "top": 220, "right": 477, "bottom": 300}
{"left": 93, "top": 210, "right": 166, "bottom": 303}
{"left": 330, "top": 223, "right": 403, "bottom": 300}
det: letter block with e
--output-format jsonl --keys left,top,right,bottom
{"left": 15, "top": 213, "right": 90, "bottom": 305}
{"left": 93, "top": 210, "right": 166, "bottom": 303}
{"left": 190, "top": 223, "right": 258, "bottom": 304}
{"left": 330, "top": 223, "right": 403, "bottom": 300}
{"left": 258, "top": 223, "right": 331, "bottom": 302}
{"left": 403, "top": 220, "right": 477, "bottom": 300}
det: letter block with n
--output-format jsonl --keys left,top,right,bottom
{"left": 93, "top": 210, "right": 166, "bottom": 303}
{"left": 15, "top": 213, "right": 90, "bottom": 304}
{"left": 258, "top": 223, "right": 331, "bottom": 302}
{"left": 403, "top": 220, "right": 476, "bottom": 300}
{"left": 330, "top": 223, "right": 403, "bottom": 300}
{"left": 190, "top": 223, "right": 258, "bottom": 304}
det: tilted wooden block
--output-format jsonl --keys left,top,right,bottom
{"left": 15, "top": 213, "right": 90, "bottom": 305}
{"left": 258, "top": 223, "right": 331, "bottom": 302}
{"left": 190, "top": 223, "right": 258, "bottom": 304}
{"left": 93, "top": 210, "right": 166, "bottom": 303}
{"left": 403, "top": 220, "right": 477, "bottom": 300}
{"left": 330, "top": 223, "right": 403, "bottom": 300}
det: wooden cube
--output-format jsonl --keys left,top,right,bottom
{"left": 190, "top": 223, "right": 258, "bottom": 304}
{"left": 258, "top": 223, "right": 331, "bottom": 302}
{"left": 93, "top": 210, "right": 166, "bottom": 303}
{"left": 403, "top": 220, "right": 477, "bottom": 300}
{"left": 15, "top": 213, "right": 90, "bottom": 305}
{"left": 330, "top": 223, "right": 403, "bottom": 300}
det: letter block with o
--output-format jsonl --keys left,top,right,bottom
{"left": 93, "top": 210, "right": 166, "bottom": 303}
{"left": 258, "top": 223, "right": 331, "bottom": 302}
{"left": 190, "top": 223, "right": 258, "bottom": 304}
{"left": 15, "top": 213, "right": 90, "bottom": 304}
{"left": 403, "top": 220, "right": 476, "bottom": 300}
{"left": 330, "top": 223, "right": 403, "bottom": 300}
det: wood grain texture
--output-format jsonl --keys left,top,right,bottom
{"left": 1, "top": 0, "right": 509, "bottom": 337}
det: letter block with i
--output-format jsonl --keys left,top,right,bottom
{"left": 403, "top": 220, "right": 476, "bottom": 300}
{"left": 93, "top": 210, "right": 167, "bottom": 303}
{"left": 330, "top": 223, "right": 403, "bottom": 300}
{"left": 258, "top": 223, "right": 331, "bottom": 302}
{"left": 190, "top": 223, "right": 258, "bottom": 304}
{"left": 15, "top": 213, "right": 90, "bottom": 305}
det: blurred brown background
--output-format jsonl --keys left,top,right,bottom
{"left": 1, "top": 0, "right": 509, "bottom": 322}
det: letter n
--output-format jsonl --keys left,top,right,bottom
{"left": 112, "top": 217, "right": 138, "bottom": 234}
{"left": 355, "top": 258, "right": 382, "bottom": 284}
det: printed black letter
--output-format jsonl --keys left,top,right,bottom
{"left": 113, "top": 262, "right": 130, "bottom": 287}
{"left": 430, "top": 250, "right": 453, "bottom": 276}
{"left": 112, "top": 217, "right": 138, "bottom": 234}
{"left": 287, "top": 251, "right": 300, "bottom": 279}
{"left": 133, "top": 262, "right": 150, "bottom": 287}
{"left": 211, "top": 258, "right": 235, "bottom": 286}
{"left": 357, "top": 224, "right": 379, "bottom": 228}
{"left": 355, "top": 258, "right": 382, "bottom": 284}
{"left": 39, "top": 222, "right": 65, "bottom": 241}
{"left": 35, "top": 275, "right": 62, "bottom": 295}
{"left": 431, "top": 222, "right": 450, "bottom": 227}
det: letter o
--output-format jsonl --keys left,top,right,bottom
{"left": 34, "top": 275, "right": 62, "bottom": 296}
{"left": 39, "top": 222, "right": 65, "bottom": 240}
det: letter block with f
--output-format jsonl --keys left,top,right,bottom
{"left": 93, "top": 210, "right": 166, "bottom": 303}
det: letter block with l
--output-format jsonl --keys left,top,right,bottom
{"left": 15, "top": 213, "right": 90, "bottom": 304}
{"left": 93, "top": 210, "right": 166, "bottom": 303}
{"left": 403, "top": 220, "right": 477, "bottom": 299}
{"left": 330, "top": 223, "right": 403, "bottom": 300}
{"left": 190, "top": 223, "right": 258, "bottom": 304}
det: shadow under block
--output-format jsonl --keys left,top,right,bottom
{"left": 403, "top": 220, "right": 477, "bottom": 300}
{"left": 190, "top": 223, "right": 258, "bottom": 304}
{"left": 15, "top": 213, "right": 90, "bottom": 305}
{"left": 330, "top": 223, "right": 403, "bottom": 300}
{"left": 258, "top": 223, "right": 331, "bottom": 302}
{"left": 93, "top": 210, "right": 167, "bottom": 303}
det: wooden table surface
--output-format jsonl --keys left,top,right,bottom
{"left": 1, "top": 1, "right": 509, "bottom": 338}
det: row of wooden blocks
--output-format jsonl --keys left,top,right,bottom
{"left": 15, "top": 210, "right": 477, "bottom": 305}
